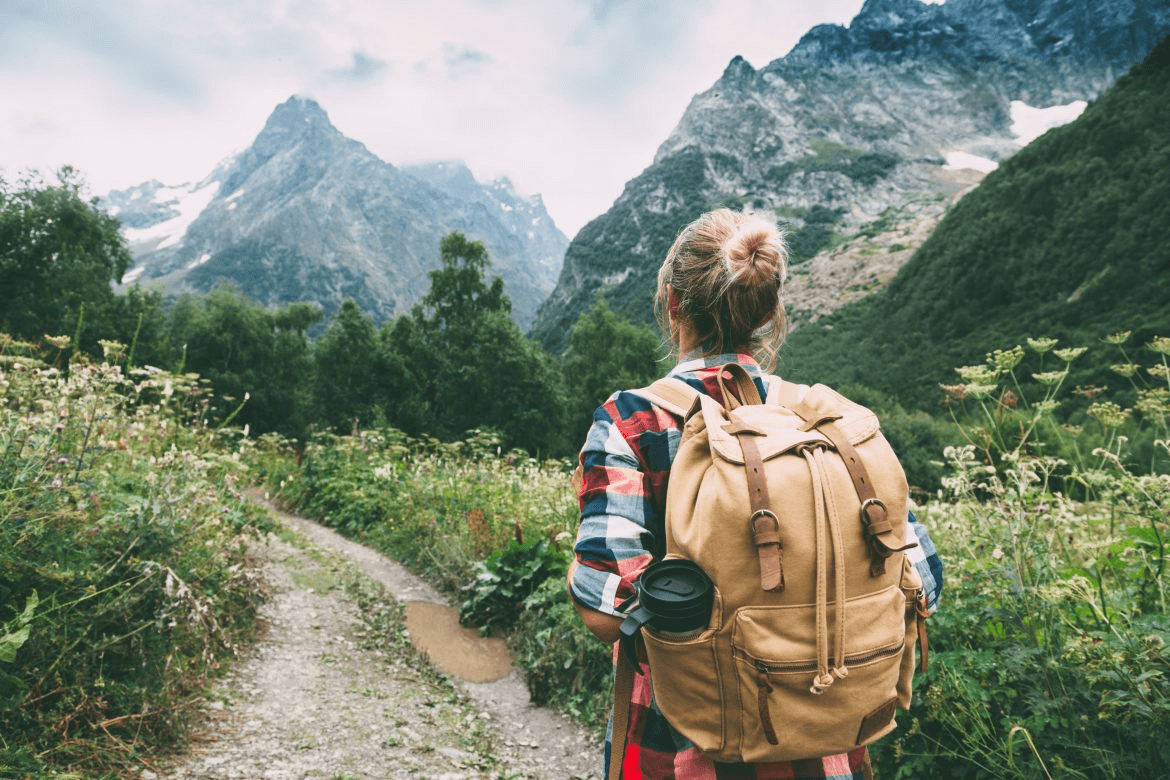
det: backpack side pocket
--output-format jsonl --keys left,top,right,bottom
{"left": 641, "top": 592, "right": 727, "bottom": 756}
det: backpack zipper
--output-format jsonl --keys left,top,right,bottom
{"left": 736, "top": 638, "right": 905, "bottom": 676}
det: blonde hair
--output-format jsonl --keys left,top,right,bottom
{"left": 654, "top": 209, "right": 788, "bottom": 371}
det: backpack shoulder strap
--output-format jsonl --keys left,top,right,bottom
{"left": 765, "top": 376, "right": 810, "bottom": 408}
{"left": 628, "top": 377, "right": 701, "bottom": 418}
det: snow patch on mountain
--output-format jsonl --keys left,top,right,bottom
{"left": 1011, "top": 100, "right": 1088, "bottom": 146}
{"left": 122, "top": 179, "right": 220, "bottom": 250}
{"left": 943, "top": 151, "right": 999, "bottom": 173}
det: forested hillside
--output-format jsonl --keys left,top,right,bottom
{"left": 781, "top": 35, "right": 1170, "bottom": 410}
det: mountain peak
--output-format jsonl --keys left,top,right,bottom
{"left": 217, "top": 96, "right": 347, "bottom": 196}
{"left": 257, "top": 95, "right": 340, "bottom": 147}
{"left": 717, "top": 55, "right": 757, "bottom": 92}
{"left": 854, "top": 0, "right": 932, "bottom": 27}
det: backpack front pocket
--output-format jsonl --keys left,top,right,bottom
{"left": 730, "top": 585, "right": 906, "bottom": 762}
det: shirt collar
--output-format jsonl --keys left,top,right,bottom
{"left": 667, "top": 352, "right": 763, "bottom": 379}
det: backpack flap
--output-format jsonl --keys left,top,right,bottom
{"left": 707, "top": 404, "right": 831, "bottom": 464}
{"left": 783, "top": 385, "right": 916, "bottom": 575}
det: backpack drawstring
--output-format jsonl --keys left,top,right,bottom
{"left": 804, "top": 445, "right": 849, "bottom": 694}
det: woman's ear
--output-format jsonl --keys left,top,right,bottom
{"left": 668, "top": 285, "right": 681, "bottom": 317}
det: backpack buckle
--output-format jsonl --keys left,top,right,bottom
{"left": 859, "top": 497, "right": 889, "bottom": 532}
{"left": 750, "top": 510, "right": 785, "bottom": 592}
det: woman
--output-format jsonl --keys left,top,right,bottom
{"left": 567, "top": 208, "right": 943, "bottom": 780}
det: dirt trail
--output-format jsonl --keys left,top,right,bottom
{"left": 155, "top": 502, "right": 600, "bottom": 780}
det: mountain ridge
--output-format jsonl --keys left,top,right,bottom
{"left": 105, "top": 96, "right": 568, "bottom": 330}
{"left": 530, "top": 0, "right": 1169, "bottom": 352}
{"left": 779, "top": 33, "right": 1170, "bottom": 408}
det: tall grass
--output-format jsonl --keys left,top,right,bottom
{"left": 873, "top": 334, "right": 1170, "bottom": 779}
{"left": 0, "top": 335, "right": 272, "bottom": 777}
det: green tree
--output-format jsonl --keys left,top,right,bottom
{"left": 384, "top": 232, "right": 569, "bottom": 454}
{"left": 424, "top": 232, "right": 510, "bottom": 327}
{"left": 0, "top": 168, "right": 130, "bottom": 347}
{"left": 562, "top": 297, "right": 666, "bottom": 448}
{"left": 108, "top": 284, "right": 172, "bottom": 369}
{"left": 168, "top": 285, "right": 319, "bottom": 438}
{"left": 313, "top": 299, "right": 383, "bottom": 433}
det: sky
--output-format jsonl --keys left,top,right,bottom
{"left": 0, "top": 0, "right": 944, "bottom": 239}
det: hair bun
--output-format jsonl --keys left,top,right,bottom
{"left": 724, "top": 219, "right": 786, "bottom": 287}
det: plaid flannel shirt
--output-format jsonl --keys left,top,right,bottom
{"left": 570, "top": 354, "right": 944, "bottom": 780}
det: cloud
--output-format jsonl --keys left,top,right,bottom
{"left": 0, "top": 0, "right": 201, "bottom": 101}
{"left": 442, "top": 43, "right": 492, "bottom": 74}
{"left": 0, "top": 0, "right": 874, "bottom": 237}
{"left": 329, "top": 51, "right": 390, "bottom": 82}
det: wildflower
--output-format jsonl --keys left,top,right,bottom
{"left": 1135, "top": 388, "right": 1169, "bottom": 423}
{"left": 1111, "top": 363, "right": 1139, "bottom": 378}
{"left": 98, "top": 339, "right": 127, "bottom": 361}
{"left": 1053, "top": 347, "right": 1087, "bottom": 362}
{"left": 1104, "top": 331, "right": 1131, "bottom": 345}
{"left": 1148, "top": 364, "right": 1170, "bottom": 381}
{"left": 989, "top": 346, "right": 1025, "bottom": 373}
{"left": 1032, "top": 370, "right": 1068, "bottom": 387}
{"left": 1026, "top": 337, "right": 1058, "bottom": 353}
{"left": 1148, "top": 336, "right": 1170, "bottom": 355}
{"left": 940, "top": 383, "right": 969, "bottom": 402}
{"left": 1087, "top": 402, "right": 1131, "bottom": 428}
{"left": 956, "top": 364, "right": 997, "bottom": 384}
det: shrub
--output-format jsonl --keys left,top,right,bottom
{"left": 0, "top": 335, "right": 271, "bottom": 776}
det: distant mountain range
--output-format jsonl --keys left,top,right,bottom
{"left": 102, "top": 97, "right": 568, "bottom": 330}
{"left": 530, "top": 0, "right": 1170, "bottom": 351}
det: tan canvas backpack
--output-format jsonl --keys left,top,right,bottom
{"left": 610, "top": 364, "right": 929, "bottom": 777}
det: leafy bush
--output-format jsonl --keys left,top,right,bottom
{"left": 871, "top": 338, "right": 1170, "bottom": 779}
{"left": 511, "top": 576, "right": 612, "bottom": 730}
{"left": 0, "top": 335, "right": 271, "bottom": 776}
{"left": 459, "top": 538, "right": 567, "bottom": 634}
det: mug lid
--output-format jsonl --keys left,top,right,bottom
{"left": 639, "top": 560, "right": 713, "bottom": 618}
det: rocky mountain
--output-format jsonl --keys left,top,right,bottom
{"left": 530, "top": 0, "right": 1170, "bottom": 351}
{"left": 781, "top": 33, "right": 1170, "bottom": 409}
{"left": 104, "top": 97, "right": 567, "bottom": 330}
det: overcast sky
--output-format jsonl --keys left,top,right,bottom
{"left": 0, "top": 0, "right": 912, "bottom": 238}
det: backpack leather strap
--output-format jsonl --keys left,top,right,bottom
{"left": 609, "top": 648, "right": 636, "bottom": 780}
{"left": 784, "top": 393, "right": 916, "bottom": 576}
{"left": 716, "top": 363, "right": 762, "bottom": 408}
{"left": 737, "top": 430, "right": 785, "bottom": 593}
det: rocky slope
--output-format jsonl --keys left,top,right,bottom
{"left": 530, "top": 0, "right": 1170, "bottom": 351}
{"left": 104, "top": 97, "right": 568, "bottom": 330}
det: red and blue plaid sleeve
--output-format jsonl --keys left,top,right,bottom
{"left": 570, "top": 391, "right": 679, "bottom": 616}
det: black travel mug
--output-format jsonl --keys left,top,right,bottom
{"left": 619, "top": 559, "right": 714, "bottom": 668}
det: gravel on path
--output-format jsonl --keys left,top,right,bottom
{"left": 154, "top": 502, "right": 601, "bottom": 780}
